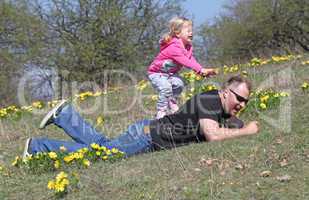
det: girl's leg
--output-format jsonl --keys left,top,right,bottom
{"left": 53, "top": 105, "right": 110, "bottom": 145}
{"left": 99, "top": 119, "right": 153, "bottom": 157}
{"left": 168, "top": 74, "right": 185, "bottom": 97}
{"left": 168, "top": 74, "right": 185, "bottom": 113}
{"left": 148, "top": 73, "right": 172, "bottom": 118}
{"left": 29, "top": 137, "right": 88, "bottom": 154}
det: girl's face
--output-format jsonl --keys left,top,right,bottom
{"left": 177, "top": 22, "right": 193, "bottom": 45}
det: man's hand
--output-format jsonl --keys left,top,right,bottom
{"left": 243, "top": 121, "right": 259, "bottom": 135}
{"left": 200, "top": 68, "right": 218, "bottom": 77}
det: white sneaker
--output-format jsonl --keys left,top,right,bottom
{"left": 22, "top": 138, "right": 32, "bottom": 159}
{"left": 39, "top": 99, "right": 67, "bottom": 129}
{"left": 156, "top": 110, "right": 167, "bottom": 119}
{"left": 169, "top": 99, "right": 179, "bottom": 114}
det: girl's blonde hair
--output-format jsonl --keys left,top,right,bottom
{"left": 161, "top": 17, "right": 192, "bottom": 44}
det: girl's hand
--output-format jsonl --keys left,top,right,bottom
{"left": 200, "top": 68, "right": 218, "bottom": 77}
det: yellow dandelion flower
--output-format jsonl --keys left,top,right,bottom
{"left": 72, "top": 152, "right": 84, "bottom": 159}
{"left": 11, "top": 156, "right": 20, "bottom": 166}
{"left": 260, "top": 95, "right": 269, "bottom": 102}
{"left": 48, "top": 152, "right": 58, "bottom": 160}
{"left": 102, "top": 156, "right": 108, "bottom": 160}
{"left": 296, "top": 55, "right": 302, "bottom": 59}
{"left": 301, "top": 82, "right": 309, "bottom": 89}
{"left": 21, "top": 106, "right": 33, "bottom": 112}
{"left": 261, "top": 59, "right": 270, "bottom": 65}
{"left": 250, "top": 58, "right": 262, "bottom": 66}
{"left": 301, "top": 61, "right": 309, "bottom": 65}
{"left": 56, "top": 171, "right": 68, "bottom": 181}
{"left": 63, "top": 155, "right": 74, "bottom": 163}
{"left": 83, "top": 159, "right": 90, "bottom": 167}
{"left": 96, "top": 151, "right": 101, "bottom": 156}
{"left": 151, "top": 95, "right": 158, "bottom": 101}
{"left": 91, "top": 143, "right": 100, "bottom": 150}
{"left": 136, "top": 80, "right": 149, "bottom": 91}
{"left": 78, "top": 147, "right": 89, "bottom": 153}
{"left": 274, "top": 93, "right": 279, "bottom": 98}
{"left": 61, "top": 178, "right": 69, "bottom": 186}
{"left": 99, "top": 146, "right": 107, "bottom": 151}
{"left": 0, "top": 109, "right": 8, "bottom": 117}
{"left": 22, "top": 154, "right": 33, "bottom": 163}
{"left": 54, "top": 160, "right": 60, "bottom": 169}
{"left": 93, "top": 91, "right": 102, "bottom": 97}
{"left": 59, "top": 179, "right": 69, "bottom": 191}
{"left": 106, "top": 149, "right": 111, "bottom": 155}
{"left": 96, "top": 116, "right": 104, "bottom": 126}
{"left": 55, "top": 183, "right": 66, "bottom": 192}
{"left": 280, "top": 92, "right": 289, "bottom": 97}
{"left": 47, "top": 180, "right": 55, "bottom": 189}
{"left": 241, "top": 70, "right": 248, "bottom": 77}
{"left": 62, "top": 178, "right": 70, "bottom": 186}
{"left": 195, "top": 75, "right": 202, "bottom": 81}
{"left": 260, "top": 103, "right": 267, "bottom": 109}
{"left": 207, "top": 85, "right": 216, "bottom": 91}
{"left": 272, "top": 56, "right": 281, "bottom": 62}
{"left": 111, "top": 148, "right": 119, "bottom": 154}
{"left": 32, "top": 101, "right": 43, "bottom": 109}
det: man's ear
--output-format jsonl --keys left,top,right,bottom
{"left": 223, "top": 89, "right": 228, "bottom": 98}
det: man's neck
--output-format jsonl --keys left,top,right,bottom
{"left": 218, "top": 90, "right": 230, "bottom": 117}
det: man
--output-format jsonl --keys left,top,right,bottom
{"left": 23, "top": 75, "right": 259, "bottom": 158}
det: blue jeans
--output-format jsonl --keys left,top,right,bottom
{"left": 30, "top": 105, "right": 153, "bottom": 157}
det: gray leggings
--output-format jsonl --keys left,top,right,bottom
{"left": 148, "top": 73, "right": 185, "bottom": 111}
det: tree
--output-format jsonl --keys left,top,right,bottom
{"left": 199, "top": 0, "right": 309, "bottom": 62}
{"left": 0, "top": 1, "right": 49, "bottom": 105}
{"left": 0, "top": 0, "right": 185, "bottom": 105}
{"left": 30, "top": 0, "right": 185, "bottom": 85}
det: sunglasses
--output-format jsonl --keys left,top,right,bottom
{"left": 229, "top": 89, "right": 249, "bottom": 104}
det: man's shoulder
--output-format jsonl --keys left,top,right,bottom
{"left": 196, "top": 90, "right": 220, "bottom": 102}
{"left": 195, "top": 90, "right": 223, "bottom": 111}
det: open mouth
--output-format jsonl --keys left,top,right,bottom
{"left": 232, "top": 105, "right": 241, "bottom": 114}
{"left": 188, "top": 36, "right": 193, "bottom": 40}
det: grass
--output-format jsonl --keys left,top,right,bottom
{"left": 1, "top": 54, "right": 309, "bottom": 199}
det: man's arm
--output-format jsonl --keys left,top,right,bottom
{"left": 199, "top": 118, "right": 259, "bottom": 142}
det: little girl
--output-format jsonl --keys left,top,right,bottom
{"left": 148, "top": 17, "right": 217, "bottom": 119}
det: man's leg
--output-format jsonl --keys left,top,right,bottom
{"left": 29, "top": 137, "right": 87, "bottom": 154}
{"left": 53, "top": 105, "right": 110, "bottom": 145}
{"left": 100, "top": 119, "right": 153, "bottom": 157}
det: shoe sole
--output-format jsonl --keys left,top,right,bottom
{"left": 22, "top": 138, "right": 32, "bottom": 159}
{"left": 39, "top": 99, "right": 67, "bottom": 129}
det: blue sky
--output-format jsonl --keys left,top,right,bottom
{"left": 182, "top": 0, "right": 227, "bottom": 25}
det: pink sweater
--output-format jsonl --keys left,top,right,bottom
{"left": 147, "top": 37, "right": 203, "bottom": 74}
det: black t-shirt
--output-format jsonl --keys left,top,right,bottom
{"left": 150, "top": 90, "right": 231, "bottom": 150}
